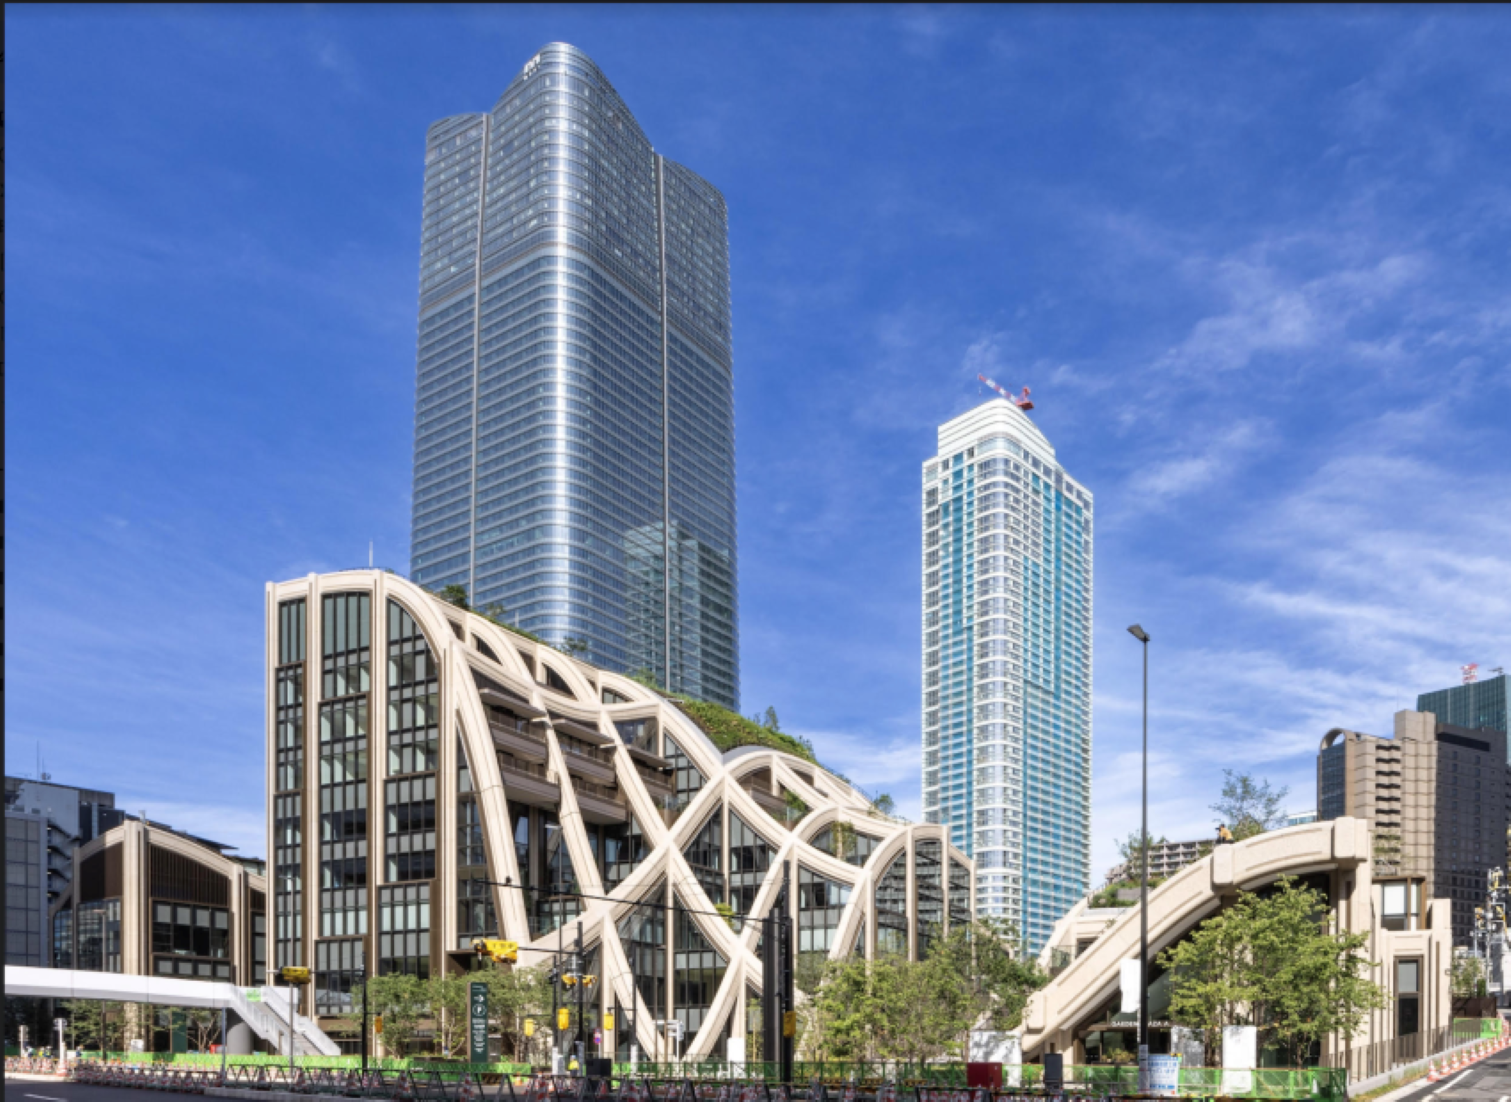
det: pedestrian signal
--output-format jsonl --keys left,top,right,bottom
{"left": 524, "top": 1018, "right": 536, "bottom": 1037}
{"left": 782, "top": 1010, "right": 797, "bottom": 1037}
{"left": 557, "top": 1008, "right": 570, "bottom": 1031}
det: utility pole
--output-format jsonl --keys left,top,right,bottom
{"left": 1127, "top": 624, "right": 1152, "bottom": 1092}
{"left": 761, "top": 863, "right": 794, "bottom": 1084}
{"left": 357, "top": 965, "right": 368, "bottom": 1077}
{"left": 575, "top": 923, "right": 585, "bottom": 1070}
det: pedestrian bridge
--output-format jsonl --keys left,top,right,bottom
{"left": 4, "top": 965, "right": 340, "bottom": 1056}
{"left": 1021, "top": 815, "right": 1451, "bottom": 1077}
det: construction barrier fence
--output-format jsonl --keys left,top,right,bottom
{"left": 41, "top": 1059, "right": 1371, "bottom": 1102}
{"left": 49, "top": 1067, "right": 1352, "bottom": 1102}
{"left": 61, "top": 1052, "right": 534, "bottom": 1076}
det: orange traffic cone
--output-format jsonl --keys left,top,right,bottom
{"left": 1426, "top": 1060, "right": 1440, "bottom": 1084}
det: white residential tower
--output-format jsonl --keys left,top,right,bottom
{"left": 922, "top": 398, "right": 1093, "bottom": 951}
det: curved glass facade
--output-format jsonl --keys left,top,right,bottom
{"left": 411, "top": 43, "right": 738, "bottom": 709}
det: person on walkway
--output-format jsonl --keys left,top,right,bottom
{"left": 1216, "top": 824, "right": 1235, "bottom": 845}
{"left": 567, "top": 1056, "right": 580, "bottom": 1077}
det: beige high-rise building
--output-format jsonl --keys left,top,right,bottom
{"left": 1318, "top": 710, "right": 1510, "bottom": 944}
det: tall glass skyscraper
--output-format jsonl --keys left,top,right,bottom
{"left": 921, "top": 399, "right": 1093, "bottom": 951}
{"left": 1417, "top": 672, "right": 1508, "bottom": 760}
{"left": 409, "top": 43, "right": 738, "bottom": 709}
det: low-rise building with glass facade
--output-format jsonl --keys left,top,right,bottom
{"left": 267, "top": 571, "right": 973, "bottom": 1059}
{"left": 5, "top": 776, "right": 117, "bottom": 967}
{"left": 49, "top": 818, "right": 267, "bottom": 984}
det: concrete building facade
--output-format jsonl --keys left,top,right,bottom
{"left": 1318, "top": 710, "right": 1510, "bottom": 945}
{"left": 1102, "top": 838, "right": 1210, "bottom": 887}
{"left": 921, "top": 399, "right": 1093, "bottom": 947}
{"left": 267, "top": 571, "right": 974, "bottom": 1060}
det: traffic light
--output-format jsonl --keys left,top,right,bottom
{"left": 582, "top": 975, "right": 596, "bottom": 987}
{"left": 557, "top": 1008, "right": 570, "bottom": 1031}
{"left": 524, "top": 1018, "right": 536, "bottom": 1038}
{"left": 374, "top": 1016, "right": 384, "bottom": 1036}
{"left": 782, "top": 1010, "right": 797, "bottom": 1038}
{"left": 471, "top": 938, "right": 519, "bottom": 964}
{"left": 279, "top": 966, "right": 311, "bottom": 985}
{"left": 602, "top": 1011, "right": 614, "bottom": 1030}
{"left": 562, "top": 974, "right": 578, "bottom": 988}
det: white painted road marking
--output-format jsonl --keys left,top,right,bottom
{"left": 1430, "top": 1068, "right": 1475, "bottom": 1095}
{"left": 23, "top": 1094, "right": 65, "bottom": 1101}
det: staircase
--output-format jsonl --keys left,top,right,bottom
{"left": 229, "top": 985, "right": 341, "bottom": 1057}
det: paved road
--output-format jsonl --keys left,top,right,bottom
{"left": 1395, "top": 1048, "right": 1511, "bottom": 1102}
{"left": 3, "top": 1082, "right": 146, "bottom": 1102}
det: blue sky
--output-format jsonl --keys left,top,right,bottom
{"left": 7, "top": 7, "right": 1510, "bottom": 880}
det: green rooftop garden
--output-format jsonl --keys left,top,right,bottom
{"left": 673, "top": 697, "right": 819, "bottom": 764}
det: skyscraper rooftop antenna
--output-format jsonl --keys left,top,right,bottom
{"left": 977, "top": 373, "right": 1034, "bottom": 411}
{"left": 1461, "top": 663, "right": 1479, "bottom": 684}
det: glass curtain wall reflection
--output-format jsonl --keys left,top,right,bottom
{"left": 409, "top": 43, "right": 738, "bottom": 709}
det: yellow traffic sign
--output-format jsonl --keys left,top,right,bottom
{"left": 471, "top": 938, "right": 519, "bottom": 964}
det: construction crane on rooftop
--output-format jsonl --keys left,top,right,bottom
{"left": 978, "top": 374, "right": 1034, "bottom": 410}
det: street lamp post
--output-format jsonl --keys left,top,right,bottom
{"left": 355, "top": 965, "right": 368, "bottom": 1077}
{"left": 1127, "top": 624, "right": 1151, "bottom": 1089}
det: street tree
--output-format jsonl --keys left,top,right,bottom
{"left": 350, "top": 973, "right": 426, "bottom": 1056}
{"left": 475, "top": 964, "right": 552, "bottom": 1063}
{"left": 1159, "top": 876, "right": 1387, "bottom": 1065}
{"left": 1117, "top": 830, "right": 1169, "bottom": 875}
{"left": 61, "top": 999, "right": 129, "bottom": 1053}
{"left": 930, "top": 917, "right": 1048, "bottom": 1048}
{"left": 186, "top": 1008, "right": 219, "bottom": 1053}
{"left": 1449, "top": 954, "right": 1488, "bottom": 997}
{"left": 1210, "top": 770, "right": 1289, "bottom": 839}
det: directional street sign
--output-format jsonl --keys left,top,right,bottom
{"left": 469, "top": 981, "right": 489, "bottom": 1064}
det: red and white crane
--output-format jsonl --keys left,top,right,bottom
{"left": 978, "top": 374, "right": 1034, "bottom": 410}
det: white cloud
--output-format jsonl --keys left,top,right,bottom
{"left": 1155, "top": 252, "right": 1427, "bottom": 380}
{"left": 1125, "top": 419, "right": 1268, "bottom": 506}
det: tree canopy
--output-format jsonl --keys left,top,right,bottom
{"left": 1157, "top": 876, "right": 1387, "bottom": 1065}
{"left": 1210, "top": 769, "right": 1290, "bottom": 839}
{"left": 802, "top": 918, "right": 1046, "bottom": 1063}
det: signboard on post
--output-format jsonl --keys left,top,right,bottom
{"left": 469, "top": 981, "right": 490, "bottom": 1064}
{"left": 1146, "top": 1054, "right": 1180, "bottom": 1097}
